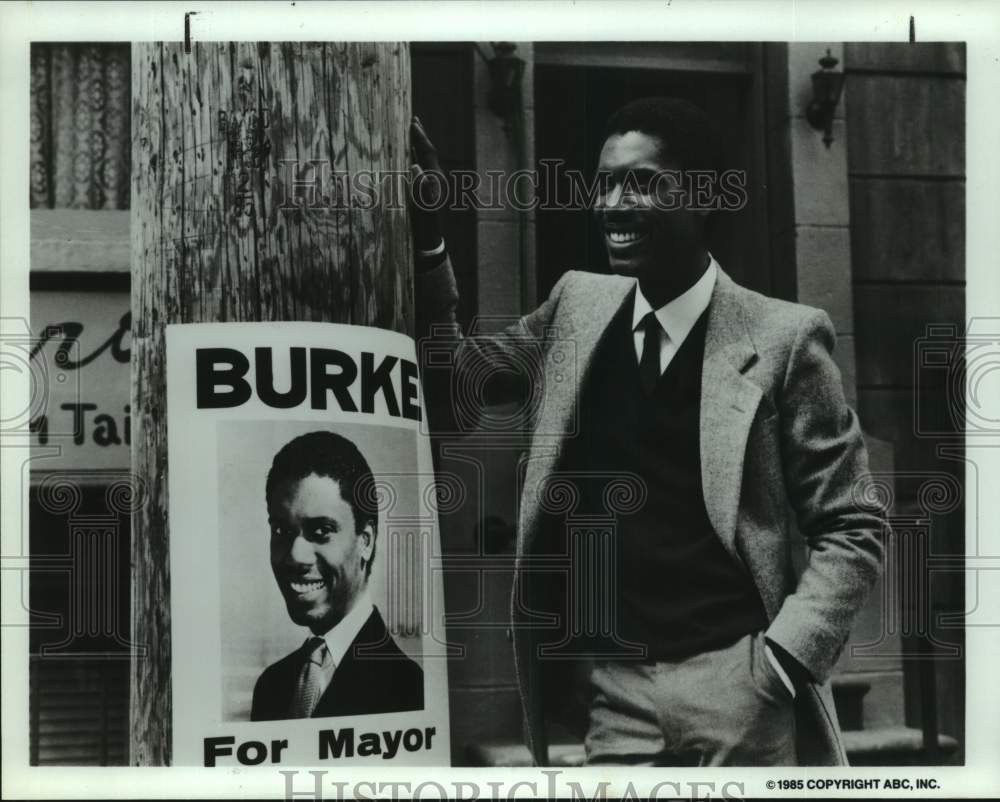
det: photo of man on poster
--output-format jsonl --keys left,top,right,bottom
{"left": 251, "top": 430, "right": 424, "bottom": 721}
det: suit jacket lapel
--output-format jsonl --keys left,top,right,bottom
{"left": 700, "top": 269, "right": 762, "bottom": 559}
{"left": 312, "top": 609, "right": 384, "bottom": 716}
{"left": 516, "top": 276, "right": 634, "bottom": 563}
{"left": 518, "top": 269, "right": 762, "bottom": 562}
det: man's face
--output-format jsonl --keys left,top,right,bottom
{"left": 595, "top": 130, "right": 707, "bottom": 282}
{"left": 268, "top": 473, "right": 374, "bottom": 635}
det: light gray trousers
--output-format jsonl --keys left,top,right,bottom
{"left": 584, "top": 631, "right": 798, "bottom": 766}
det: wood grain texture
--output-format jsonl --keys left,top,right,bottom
{"left": 130, "top": 41, "right": 411, "bottom": 765}
{"left": 845, "top": 43, "right": 966, "bottom": 75}
{"left": 849, "top": 178, "right": 965, "bottom": 283}
{"left": 854, "top": 285, "right": 964, "bottom": 388}
{"left": 846, "top": 74, "right": 965, "bottom": 177}
{"left": 858, "top": 388, "right": 965, "bottom": 473}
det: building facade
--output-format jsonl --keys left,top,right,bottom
{"left": 27, "top": 41, "right": 965, "bottom": 766}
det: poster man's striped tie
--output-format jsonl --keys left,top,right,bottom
{"left": 287, "top": 636, "right": 330, "bottom": 718}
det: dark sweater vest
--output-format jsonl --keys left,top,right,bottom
{"left": 564, "top": 293, "right": 768, "bottom": 660}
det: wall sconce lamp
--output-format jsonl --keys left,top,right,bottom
{"left": 475, "top": 42, "right": 525, "bottom": 131}
{"left": 806, "top": 49, "right": 846, "bottom": 148}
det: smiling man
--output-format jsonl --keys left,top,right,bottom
{"left": 598, "top": 131, "right": 711, "bottom": 305}
{"left": 412, "top": 96, "right": 884, "bottom": 766}
{"left": 250, "top": 430, "right": 423, "bottom": 721}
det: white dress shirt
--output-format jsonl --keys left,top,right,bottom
{"left": 631, "top": 257, "right": 719, "bottom": 375}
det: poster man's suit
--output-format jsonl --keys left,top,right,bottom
{"left": 417, "top": 256, "right": 884, "bottom": 765}
{"left": 251, "top": 606, "right": 424, "bottom": 720}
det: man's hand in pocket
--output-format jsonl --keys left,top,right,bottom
{"left": 764, "top": 641, "right": 801, "bottom": 699}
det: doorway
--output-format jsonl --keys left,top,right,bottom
{"left": 534, "top": 44, "right": 778, "bottom": 301}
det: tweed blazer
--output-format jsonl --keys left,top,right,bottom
{"left": 417, "top": 259, "right": 884, "bottom": 766}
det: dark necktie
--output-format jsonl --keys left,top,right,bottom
{"left": 639, "top": 311, "right": 662, "bottom": 395}
{"left": 288, "top": 636, "right": 330, "bottom": 718}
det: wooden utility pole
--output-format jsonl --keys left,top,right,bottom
{"left": 130, "top": 42, "right": 412, "bottom": 765}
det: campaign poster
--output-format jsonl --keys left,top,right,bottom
{"left": 165, "top": 322, "right": 449, "bottom": 766}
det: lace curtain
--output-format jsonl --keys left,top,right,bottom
{"left": 30, "top": 44, "right": 131, "bottom": 210}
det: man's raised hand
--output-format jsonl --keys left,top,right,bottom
{"left": 410, "top": 116, "right": 445, "bottom": 252}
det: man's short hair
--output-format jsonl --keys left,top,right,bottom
{"left": 604, "top": 96, "right": 726, "bottom": 175}
{"left": 266, "top": 430, "right": 379, "bottom": 576}
{"left": 604, "top": 96, "right": 728, "bottom": 231}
